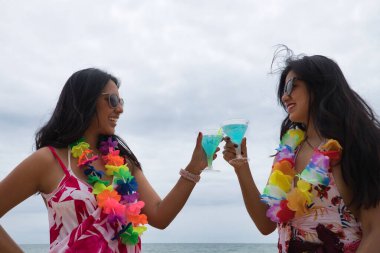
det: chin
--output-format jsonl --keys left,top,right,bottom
{"left": 288, "top": 115, "right": 305, "bottom": 124}
{"left": 99, "top": 128, "right": 116, "bottom": 136}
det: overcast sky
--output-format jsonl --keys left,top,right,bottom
{"left": 1, "top": 0, "right": 380, "bottom": 245}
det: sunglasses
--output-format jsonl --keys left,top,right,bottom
{"left": 101, "top": 93, "right": 124, "bottom": 108}
{"left": 283, "top": 77, "right": 301, "bottom": 96}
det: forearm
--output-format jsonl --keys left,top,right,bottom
{"left": 234, "top": 164, "right": 276, "bottom": 235}
{"left": 147, "top": 164, "right": 199, "bottom": 229}
{"left": 0, "top": 225, "right": 23, "bottom": 253}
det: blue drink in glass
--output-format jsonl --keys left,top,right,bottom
{"left": 221, "top": 119, "right": 249, "bottom": 164}
{"left": 221, "top": 124, "right": 248, "bottom": 145}
{"left": 201, "top": 129, "right": 223, "bottom": 171}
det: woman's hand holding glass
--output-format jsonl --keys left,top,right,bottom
{"left": 222, "top": 136, "right": 248, "bottom": 169}
{"left": 185, "top": 132, "right": 220, "bottom": 175}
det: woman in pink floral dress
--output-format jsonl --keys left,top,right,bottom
{"left": 223, "top": 47, "right": 380, "bottom": 252}
{"left": 0, "top": 68, "right": 215, "bottom": 252}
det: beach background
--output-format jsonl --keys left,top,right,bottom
{"left": 1, "top": 0, "right": 379, "bottom": 250}
{"left": 20, "top": 243, "right": 277, "bottom": 253}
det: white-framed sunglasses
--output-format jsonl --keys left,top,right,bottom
{"left": 101, "top": 93, "right": 124, "bottom": 108}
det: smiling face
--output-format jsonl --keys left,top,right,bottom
{"left": 86, "top": 80, "right": 124, "bottom": 136}
{"left": 281, "top": 70, "right": 310, "bottom": 124}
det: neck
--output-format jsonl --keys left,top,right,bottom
{"left": 305, "top": 121, "right": 324, "bottom": 146}
{"left": 83, "top": 132, "right": 99, "bottom": 150}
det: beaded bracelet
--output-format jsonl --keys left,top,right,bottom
{"left": 179, "top": 169, "right": 200, "bottom": 183}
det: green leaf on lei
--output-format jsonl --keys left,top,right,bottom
{"left": 120, "top": 226, "right": 139, "bottom": 245}
{"left": 113, "top": 167, "right": 132, "bottom": 182}
{"left": 87, "top": 174, "right": 109, "bottom": 186}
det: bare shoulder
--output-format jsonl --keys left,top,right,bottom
{"left": 22, "top": 147, "right": 57, "bottom": 173}
{"left": 0, "top": 147, "right": 63, "bottom": 216}
{"left": 7, "top": 146, "right": 66, "bottom": 194}
{"left": 33, "top": 147, "right": 67, "bottom": 194}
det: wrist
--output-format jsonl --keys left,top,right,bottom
{"left": 179, "top": 169, "right": 200, "bottom": 183}
{"left": 184, "top": 164, "right": 202, "bottom": 175}
{"left": 233, "top": 162, "right": 250, "bottom": 173}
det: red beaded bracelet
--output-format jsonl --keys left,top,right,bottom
{"left": 179, "top": 169, "right": 200, "bottom": 183}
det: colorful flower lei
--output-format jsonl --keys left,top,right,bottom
{"left": 261, "top": 129, "right": 342, "bottom": 223}
{"left": 70, "top": 136, "right": 148, "bottom": 245}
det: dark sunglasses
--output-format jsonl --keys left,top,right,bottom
{"left": 283, "top": 77, "right": 301, "bottom": 96}
{"left": 101, "top": 93, "right": 124, "bottom": 108}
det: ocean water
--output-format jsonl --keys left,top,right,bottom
{"left": 20, "top": 243, "right": 277, "bottom": 252}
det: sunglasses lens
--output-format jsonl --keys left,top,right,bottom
{"left": 109, "top": 94, "right": 120, "bottom": 108}
{"left": 284, "top": 78, "right": 294, "bottom": 95}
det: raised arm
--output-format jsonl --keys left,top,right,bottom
{"left": 223, "top": 137, "right": 276, "bottom": 235}
{"left": 134, "top": 132, "right": 214, "bottom": 229}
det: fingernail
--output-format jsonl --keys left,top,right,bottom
{"left": 234, "top": 144, "right": 238, "bottom": 147}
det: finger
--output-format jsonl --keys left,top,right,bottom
{"left": 223, "top": 153, "right": 235, "bottom": 162}
{"left": 195, "top": 132, "right": 203, "bottom": 149}
{"left": 241, "top": 137, "right": 248, "bottom": 157}
{"left": 223, "top": 136, "right": 232, "bottom": 143}
{"left": 223, "top": 146, "right": 237, "bottom": 153}
{"left": 224, "top": 142, "right": 237, "bottom": 149}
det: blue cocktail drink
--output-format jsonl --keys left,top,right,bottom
{"left": 221, "top": 124, "right": 248, "bottom": 145}
{"left": 202, "top": 129, "right": 223, "bottom": 171}
{"left": 221, "top": 119, "right": 249, "bottom": 164}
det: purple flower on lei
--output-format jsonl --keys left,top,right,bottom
{"left": 108, "top": 213, "right": 126, "bottom": 224}
{"left": 266, "top": 204, "right": 281, "bottom": 223}
{"left": 99, "top": 137, "right": 118, "bottom": 155}
{"left": 275, "top": 145, "right": 295, "bottom": 162}
{"left": 122, "top": 192, "right": 140, "bottom": 203}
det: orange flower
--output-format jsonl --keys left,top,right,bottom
{"left": 96, "top": 190, "right": 121, "bottom": 208}
{"left": 273, "top": 160, "right": 296, "bottom": 177}
{"left": 127, "top": 214, "right": 148, "bottom": 226}
{"left": 287, "top": 188, "right": 309, "bottom": 217}
{"left": 103, "top": 152, "right": 124, "bottom": 166}
{"left": 320, "top": 140, "right": 342, "bottom": 152}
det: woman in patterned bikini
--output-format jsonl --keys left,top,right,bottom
{"left": 0, "top": 68, "right": 214, "bottom": 252}
{"left": 223, "top": 48, "right": 380, "bottom": 252}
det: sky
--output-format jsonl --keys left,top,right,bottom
{"left": 1, "top": 0, "right": 380, "bottom": 245}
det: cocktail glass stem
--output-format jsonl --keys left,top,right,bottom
{"left": 235, "top": 144, "right": 242, "bottom": 159}
{"left": 207, "top": 156, "right": 214, "bottom": 169}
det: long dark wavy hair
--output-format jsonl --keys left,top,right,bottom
{"left": 274, "top": 46, "right": 380, "bottom": 210}
{"left": 35, "top": 68, "right": 141, "bottom": 169}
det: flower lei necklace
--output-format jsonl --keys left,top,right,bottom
{"left": 70, "top": 136, "right": 148, "bottom": 245}
{"left": 261, "top": 129, "right": 342, "bottom": 223}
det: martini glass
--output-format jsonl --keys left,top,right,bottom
{"left": 201, "top": 128, "right": 223, "bottom": 171}
{"left": 221, "top": 119, "right": 249, "bottom": 165}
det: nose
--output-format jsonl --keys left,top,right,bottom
{"left": 115, "top": 102, "right": 123, "bottom": 114}
{"left": 281, "top": 93, "right": 290, "bottom": 104}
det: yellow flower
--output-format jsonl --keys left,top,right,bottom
{"left": 269, "top": 170, "right": 292, "bottom": 192}
{"left": 105, "top": 164, "right": 129, "bottom": 176}
{"left": 288, "top": 129, "right": 305, "bottom": 146}
{"left": 297, "top": 180, "right": 313, "bottom": 205}
{"left": 287, "top": 188, "right": 308, "bottom": 217}
{"left": 92, "top": 182, "right": 113, "bottom": 195}
{"left": 133, "top": 226, "right": 147, "bottom": 235}
{"left": 71, "top": 142, "right": 90, "bottom": 158}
